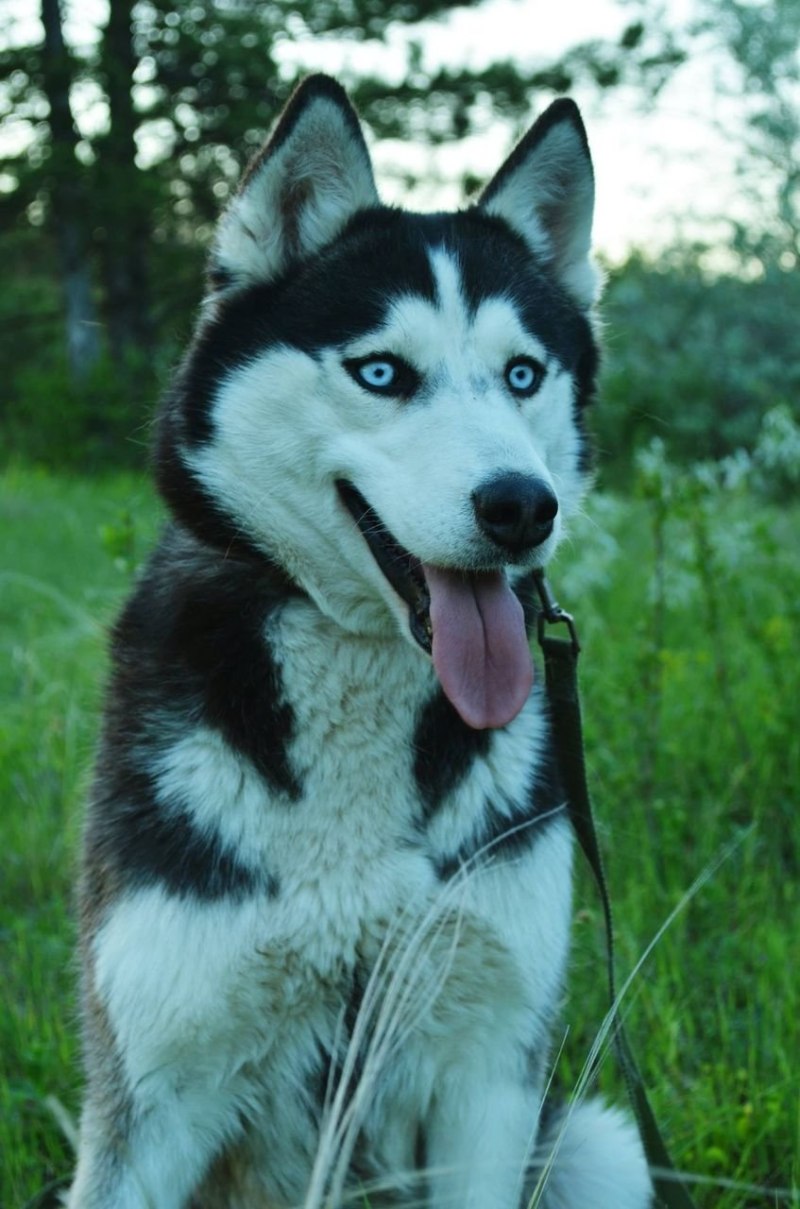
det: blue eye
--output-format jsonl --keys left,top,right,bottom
{"left": 358, "top": 360, "right": 396, "bottom": 389}
{"left": 505, "top": 357, "right": 544, "bottom": 397}
{"left": 344, "top": 354, "right": 420, "bottom": 399}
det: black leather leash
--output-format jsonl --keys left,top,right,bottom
{"left": 532, "top": 570, "right": 697, "bottom": 1209}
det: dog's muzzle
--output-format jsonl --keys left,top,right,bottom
{"left": 335, "top": 477, "right": 542, "bottom": 730}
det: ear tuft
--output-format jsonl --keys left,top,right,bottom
{"left": 479, "top": 99, "right": 599, "bottom": 308}
{"left": 212, "top": 74, "right": 379, "bottom": 291}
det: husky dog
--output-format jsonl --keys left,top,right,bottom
{"left": 68, "top": 76, "right": 652, "bottom": 1209}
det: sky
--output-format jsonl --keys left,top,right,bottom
{"left": 4, "top": 0, "right": 751, "bottom": 262}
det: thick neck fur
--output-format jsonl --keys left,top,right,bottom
{"left": 89, "top": 520, "right": 553, "bottom": 915}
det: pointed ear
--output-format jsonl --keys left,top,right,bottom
{"left": 211, "top": 75, "right": 379, "bottom": 290}
{"left": 479, "top": 99, "right": 599, "bottom": 308}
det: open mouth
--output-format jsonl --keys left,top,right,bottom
{"left": 336, "top": 480, "right": 433, "bottom": 653}
{"left": 336, "top": 479, "right": 534, "bottom": 731}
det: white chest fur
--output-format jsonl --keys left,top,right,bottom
{"left": 263, "top": 600, "right": 441, "bottom": 964}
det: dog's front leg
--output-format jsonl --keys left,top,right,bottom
{"left": 68, "top": 888, "right": 272, "bottom": 1209}
{"left": 66, "top": 1082, "right": 240, "bottom": 1209}
{"left": 424, "top": 1066, "right": 537, "bottom": 1209}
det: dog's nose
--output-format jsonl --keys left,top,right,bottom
{"left": 472, "top": 472, "right": 558, "bottom": 553}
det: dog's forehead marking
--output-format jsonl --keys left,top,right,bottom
{"left": 428, "top": 247, "right": 466, "bottom": 325}
{"left": 343, "top": 246, "right": 549, "bottom": 376}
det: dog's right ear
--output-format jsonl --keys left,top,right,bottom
{"left": 211, "top": 75, "right": 379, "bottom": 291}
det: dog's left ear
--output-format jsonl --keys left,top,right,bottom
{"left": 479, "top": 99, "right": 599, "bottom": 309}
{"left": 211, "top": 75, "right": 379, "bottom": 291}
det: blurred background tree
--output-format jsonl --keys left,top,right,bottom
{"left": 697, "top": 0, "right": 799, "bottom": 268}
{"left": 620, "top": 0, "right": 799, "bottom": 272}
{"left": 591, "top": 0, "right": 800, "bottom": 476}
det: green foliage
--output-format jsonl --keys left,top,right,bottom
{"left": 596, "top": 253, "right": 800, "bottom": 479}
{"left": 4, "top": 351, "right": 161, "bottom": 471}
{"left": 1, "top": 466, "right": 797, "bottom": 1206}
{"left": 751, "top": 403, "right": 800, "bottom": 500}
{"left": 0, "top": 225, "right": 197, "bottom": 472}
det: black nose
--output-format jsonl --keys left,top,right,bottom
{"left": 472, "top": 472, "right": 559, "bottom": 553}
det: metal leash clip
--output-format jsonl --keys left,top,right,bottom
{"left": 531, "top": 569, "right": 581, "bottom": 654}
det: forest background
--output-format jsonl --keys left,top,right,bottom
{"left": 1, "top": 1, "right": 798, "bottom": 1206}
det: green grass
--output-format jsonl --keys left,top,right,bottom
{"left": 1, "top": 467, "right": 164, "bottom": 1206}
{"left": 1, "top": 465, "right": 797, "bottom": 1207}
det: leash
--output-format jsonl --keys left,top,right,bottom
{"left": 532, "top": 570, "right": 697, "bottom": 1209}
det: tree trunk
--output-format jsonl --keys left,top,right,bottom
{"left": 40, "top": 0, "right": 101, "bottom": 379}
{"left": 99, "top": 0, "right": 152, "bottom": 363}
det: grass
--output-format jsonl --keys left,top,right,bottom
{"left": 0, "top": 467, "right": 164, "bottom": 1206}
{"left": 1, "top": 463, "right": 797, "bottom": 1207}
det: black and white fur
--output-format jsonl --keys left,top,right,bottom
{"left": 68, "top": 76, "right": 652, "bottom": 1209}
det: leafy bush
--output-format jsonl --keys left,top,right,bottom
{"left": 0, "top": 226, "right": 196, "bottom": 473}
{"left": 752, "top": 402, "right": 800, "bottom": 498}
{"left": 596, "top": 253, "right": 800, "bottom": 482}
{"left": 4, "top": 352, "right": 162, "bottom": 472}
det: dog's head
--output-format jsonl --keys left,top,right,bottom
{"left": 156, "top": 75, "right": 600, "bottom": 729}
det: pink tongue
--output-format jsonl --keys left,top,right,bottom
{"left": 423, "top": 564, "right": 533, "bottom": 731}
